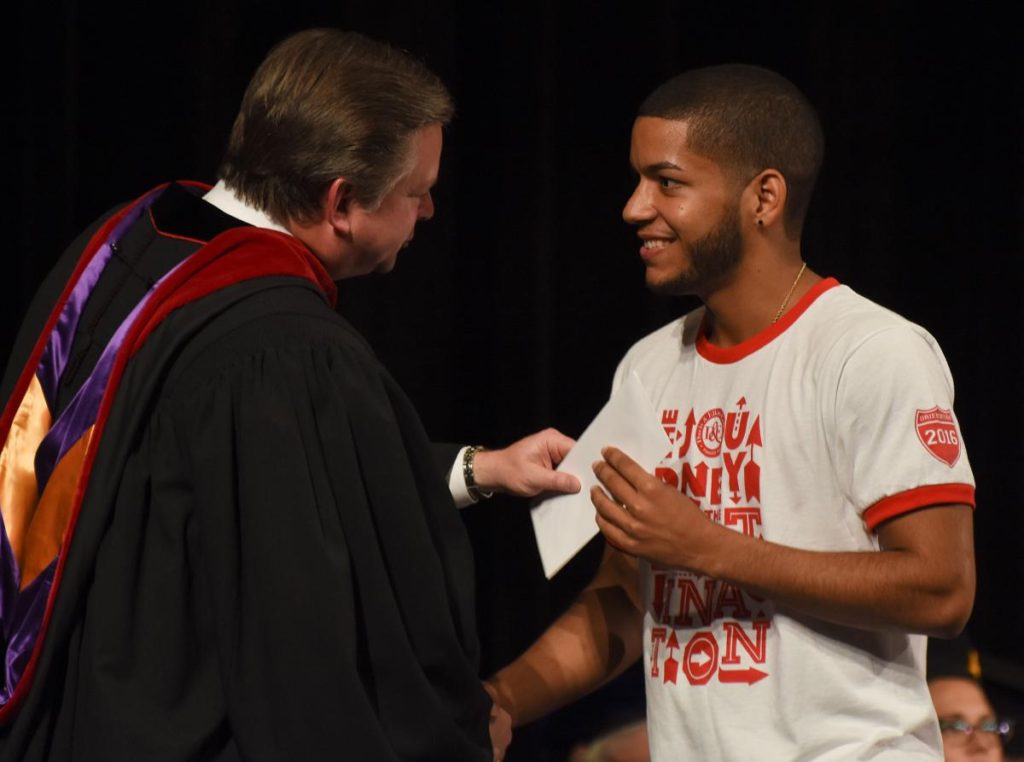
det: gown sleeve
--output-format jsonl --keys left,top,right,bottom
{"left": 171, "top": 311, "right": 491, "bottom": 760}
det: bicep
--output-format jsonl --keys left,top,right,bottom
{"left": 876, "top": 502, "right": 975, "bottom": 635}
{"left": 876, "top": 502, "right": 974, "bottom": 581}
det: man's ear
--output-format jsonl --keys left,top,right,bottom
{"left": 745, "top": 169, "right": 787, "bottom": 229}
{"left": 325, "top": 177, "right": 355, "bottom": 238}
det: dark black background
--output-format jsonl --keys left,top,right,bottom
{"left": 5, "top": 2, "right": 1022, "bottom": 759}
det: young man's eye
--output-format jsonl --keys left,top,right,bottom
{"left": 658, "top": 176, "right": 682, "bottom": 189}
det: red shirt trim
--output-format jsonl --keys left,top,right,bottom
{"left": 863, "top": 483, "right": 976, "bottom": 532}
{"left": 696, "top": 277, "right": 840, "bottom": 364}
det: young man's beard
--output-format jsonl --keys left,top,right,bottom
{"left": 651, "top": 203, "right": 743, "bottom": 297}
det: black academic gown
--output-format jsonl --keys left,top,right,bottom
{"left": 0, "top": 184, "right": 492, "bottom": 761}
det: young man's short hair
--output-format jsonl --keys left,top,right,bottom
{"left": 639, "top": 64, "right": 824, "bottom": 237}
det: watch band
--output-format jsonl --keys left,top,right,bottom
{"left": 463, "top": 445, "right": 494, "bottom": 501}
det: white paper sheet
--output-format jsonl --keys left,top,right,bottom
{"left": 530, "top": 371, "right": 671, "bottom": 578}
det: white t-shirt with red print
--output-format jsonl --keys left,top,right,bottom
{"left": 611, "top": 278, "right": 974, "bottom": 761}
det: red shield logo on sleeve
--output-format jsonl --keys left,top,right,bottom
{"left": 915, "top": 407, "right": 961, "bottom": 467}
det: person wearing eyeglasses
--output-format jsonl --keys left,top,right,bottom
{"left": 930, "top": 676, "right": 1014, "bottom": 761}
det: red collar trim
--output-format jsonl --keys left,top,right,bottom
{"left": 130, "top": 227, "right": 338, "bottom": 348}
{"left": 695, "top": 277, "right": 840, "bottom": 364}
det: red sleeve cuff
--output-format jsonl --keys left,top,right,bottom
{"left": 863, "top": 483, "right": 976, "bottom": 532}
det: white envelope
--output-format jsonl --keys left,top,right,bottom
{"left": 530, "top": 371, "right": 671, "bottom": 578}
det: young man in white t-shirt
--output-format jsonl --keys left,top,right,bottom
{"left": 486, "top": 64, "right": 976, "bottom": 760}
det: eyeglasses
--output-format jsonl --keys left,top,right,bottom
{"left": 939, "top": 717, "right": 1015, "bottom": 746}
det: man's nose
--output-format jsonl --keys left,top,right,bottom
{"left": 418, "top": 191, "right": 435, "bottom": 220}
{"left": 623, "top": 181, "right": 654, "bottom": 225}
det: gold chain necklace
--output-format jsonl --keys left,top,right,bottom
{"left": 772, "top": 261, "right": 807, "bottom": 324}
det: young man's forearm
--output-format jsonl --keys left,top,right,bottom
{"left": 682, "top": 504, "right": 975, "bottom": 637}
{"left": 487, "top": 549, "right": 644, "bottom": 727}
